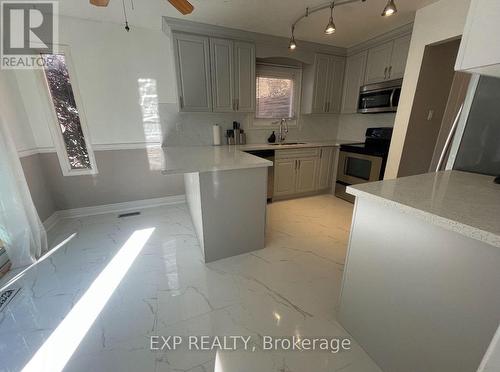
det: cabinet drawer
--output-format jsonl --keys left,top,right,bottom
{"left": 275, "top": 148, "right": 320, "bottom": 159}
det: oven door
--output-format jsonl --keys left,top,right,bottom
{"left": 337, "top": 151, "right": 384, "bottom": 185}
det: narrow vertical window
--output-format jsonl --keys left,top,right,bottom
{"left": 41, "top": 51, "right": 97, "bottom": 175}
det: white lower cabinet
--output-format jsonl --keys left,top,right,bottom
{"left": 296, "top": 158, "right": 319, "bottom": 193}
{"left": 274, "top": 159, "right": 297, "bottom": 196}
{"left": 274, "top": 147, "right": 334, "bottom": 198}
{"left": 317, "top": 147, "right": 334, "bottom": 190}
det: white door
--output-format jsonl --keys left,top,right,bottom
{"left": 296, "top": 158, "right": 319, "bottom": 193}
{"left": 234, "top": 41, "right": 256, "bottom": 112}
{"left": 173, "top": 33, "right": 212, "bottom": 112}
{"left": 210, "top": 38, "right": 234, "bottom": 112}
{"left": 341, "top": 51, "right": 367, "bottom": 114}
{"left": 327, "top": 56, "right": 346, "bottom": 113}
{"left": 311, "top": 54, "right": 331, "bottom": 113}
{"left": 365, "top": 42, "right": 393, "bottom": 84}
{"left": 317, "top": 147, "right": 334, "bottom": 190}
{"left": 389, "top": 35, "right": 411, "bottom": 80}
{"left": 274, "top": 159, "right": 297, "bottom": 196}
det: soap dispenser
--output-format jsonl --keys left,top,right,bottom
{"left": 268, "top": 131, "right": 276, "bottom": 143}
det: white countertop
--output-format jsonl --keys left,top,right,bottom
{"left": 348, "top": 170, "right": 500, "bottom": 248}
{"left": 161, "top": 146, "right": 272, "bottom": 174}
{"left": 161, "top": 140, "right": 350, "bottom": 175}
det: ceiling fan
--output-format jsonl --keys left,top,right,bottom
{"left": 89, "top": 0, "right": 194, "bottom": 15}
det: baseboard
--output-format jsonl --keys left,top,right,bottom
{"left": 43, "top": 212, "right": 61, "bottom": 232}
{"left": 43, "top": 195, "right": 186, "bottom": 229}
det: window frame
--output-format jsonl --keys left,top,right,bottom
{"left": 251, "top": 64, "right": 302, "bottom": 129}
{"left": 39, "top": 45, "right": 98, "bottom": 177}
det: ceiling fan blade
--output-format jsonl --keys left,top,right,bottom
{"left": 168, "top": 0, "right": 194, "bottom": 15}
{"left": 90, "top": 0, "right": 110, "bottom": 6}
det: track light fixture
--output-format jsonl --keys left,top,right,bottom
{"left": 288, "top": 0, "right": 397, "bottom": 51}
{"left": 324, "top": 2, "right": 336, "bottom": 35}
{"left": 382, "top": 0, "right": 397, "bottom": 16}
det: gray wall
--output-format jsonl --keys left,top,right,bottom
{"left": 21, "top": 148, "right": 184, "bottom": 217}
{"left": 397, "top": 39, "right": 461, "bottom": 177}
{"left": 20, "top": 154, "right": 56, "bottom": 221}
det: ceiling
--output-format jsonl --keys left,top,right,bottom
{"left": 59, "top": 0, "right": 439, "bottom": 48}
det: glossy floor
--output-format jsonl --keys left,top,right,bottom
{"left": 0, "top": 195, "right": 381, "bottom": 372}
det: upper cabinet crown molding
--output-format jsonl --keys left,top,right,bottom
{"left": 347, "top": 22, "right": 413, "bottom": 56}
{"left": 455, "top": 0, "right": 500, "bottom": 78}
{"left": 163, "top": 17, "right": 347, "bottom": 58}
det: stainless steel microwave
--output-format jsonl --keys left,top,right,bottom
{"left": 358, "top": 79, "right": 402, "bottom": 114}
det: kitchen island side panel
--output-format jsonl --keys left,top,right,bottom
{"left": 199, "top": 167, "right": 267, "bottom": 263}
{"left": 339, "top": 197, "right": 500, "bottom": 372}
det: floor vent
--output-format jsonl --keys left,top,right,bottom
{"left": 0, "top": 288, "right": 20, "bottom": 312}
{"left": 118, "top": 211, "right": 141, "bottom": 218}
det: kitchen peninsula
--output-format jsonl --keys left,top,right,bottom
{"left": 161, "top": 141, "right": 348, "bottom": 262}
{"left": 339, "top": 170, "right": 500, "bottom": 372}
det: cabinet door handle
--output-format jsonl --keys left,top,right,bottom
{"left": 236, "top": 99, "right": 239, "bottom": 111}
{"left": 298, "top": 160, "right": 301, "bottom": 169}
{"left": 384, "top": 67, "right": 388, "bottom": 80}
{"left": 388, "top": 66, "right": 392, "bottom": 79}
{"left": 320, "top": 148, "right": 323, "bottom": 158}
{"left": 180, "top": 96, "right": 184, "bottom": 108}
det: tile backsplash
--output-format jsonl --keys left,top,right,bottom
{"left": 159, "top": 103, "right": 340, "bottom": 146}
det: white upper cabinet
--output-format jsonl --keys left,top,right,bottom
{"left": 210, "top": 38, "right": 234, "bottom": 112}
{"left": 341, "top": 51, "right": 368, "bottom": 114}
{"left": 173, "top": 33, "right": 212, "bottom": 112}
{"left": 233, "top": 41, "right": 256, "bottom": 112}
{"left": 327, "top": 57, "right": 346, "bottom": 113}
{"left": 364, "top": 34, "right": 411, "bottom": 84}
{"left": 302, "top": 53, "right": 346, "bottom": 114}
{"left": 365, "top": 42, "right": 393, "bottom": 84}
{"left": 173, "top": 33, "right": 255, "bottom": 113}
{"left": 389, "top": 34, "right": 411, "bottom": 80}
{"left": 456, "top": 0, "right": 500, "bottom": 78}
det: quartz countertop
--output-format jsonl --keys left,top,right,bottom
{"left": 161, "top": 140, "right": 351, "bottom": 175}
{"left": 347, "top": 170, "right": 500, "bottom": 248}
{"left": 161, "top": 146, "right": 272, "bottom": 174}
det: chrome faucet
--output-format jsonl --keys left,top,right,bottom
{"left": 277, "top": 118, "right": 289, "bottom": 143}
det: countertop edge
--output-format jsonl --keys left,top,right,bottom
{"left": 347, "top": 186, "right": 500, "bottom": 249}
{"left": 161, "top": 160, "right": 273, "bottom": 175}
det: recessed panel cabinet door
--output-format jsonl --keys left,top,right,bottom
{"left": 296, "top": 158, "right": 319, "bottom": 194}
{"left": 173, "top": 33, "right": 212, "bottom": 112}
{"left": 234, "top": 41, "right": 256, "bottom": 112}
{"left": 389, "top": 35, "right": 411, "bottom": 80}
{"left": 210, "top": 38, "right": 234, "bottom": 112}
{"left": 365, "top": 42, "right": 393, "bottom": 84}
{"left": 317, "top": 147, "right": 334, "bottom": 190}
{"left": 327, "top": 56, "right": 346, "bottom": 113}
{"left": 274, "top": 159, "right": 297, "bottom": 196}
{"left": 312, "top": 54, "right": 331, "bottom": 113}
{"left": 341, "top": 51, "right": 368, "bottom": 114}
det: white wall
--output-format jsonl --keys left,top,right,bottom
{"left": 384, "top": 0, "right": 472, "bottom": 179}
{"left": 336, "top": 113, "right": 396, "bottom": 142}
{"left": 0, "top": 71, "right": 36, "bottom": 153}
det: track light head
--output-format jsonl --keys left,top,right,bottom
{"left": 289, "top": 26, "right": 297, "bottom": 50}
{"left": 324, "top": 2, "right": 336, "bottom": 35}
{"left": 382, "top": 0, "right": 397, "bottom": 16}
{"left": 325, "top": 17, "right": 336, "bottom": 34}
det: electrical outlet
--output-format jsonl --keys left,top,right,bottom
{"left": 427, "top": 110, "right": 434, "bottom": 121}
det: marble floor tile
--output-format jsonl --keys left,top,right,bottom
{"left": 0, "top": 195, "right": 381, "bottom": 372}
